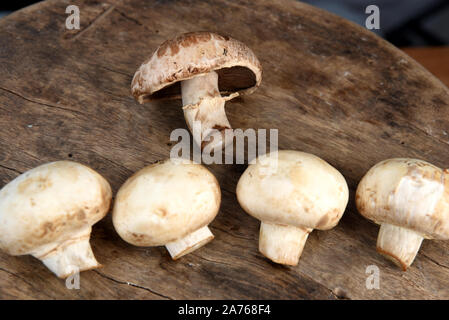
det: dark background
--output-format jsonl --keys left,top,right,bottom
{"left": 0, "top": 0, "right": 448, "bottom": 46}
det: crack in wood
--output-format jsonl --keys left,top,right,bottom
{"left": 69, "top": 5, "right": 116, "bottom": 41}
{"left": 421, "top": 253, "right": 449, "bottom": 270}
{"left": 0, "top": 266, "right": 50, "bottom": 297}
{"left": 93, "top": 270, "right": 173, "bottom": 299}
{"left": 98, "top": 65, "right": 132, "bottom": 77}
{"left": 114, "top": 8, "right": 160, "bottom": 35}
{"left": 0, "top": 86, "right": 87, "bottom": 117}
{"left": 192, "top": 251, "right": 349, "bottom": 299}
{"left": 294, "top": 269, "right": 352, "bottom": 300}
{"left": 115, "top": 9, "right": 143, "bottom": 27}
{"left": 0, "top": 164, "right": 22, "bottom": 175}
{"left": 81, "top": 59, "right": 132, "bottom": 78}
{"left": 210, "top": 225, "right": 255, "bottom": 241}
{"left": 405, "top": 121, "right": 449, "bottom": 148}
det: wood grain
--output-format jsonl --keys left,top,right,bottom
{"left": 0, "top": 0, "right": 448, "bottom": 299}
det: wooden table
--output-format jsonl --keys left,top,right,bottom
{"left": 0, "top": 0, "right": 448, "bottom": 300}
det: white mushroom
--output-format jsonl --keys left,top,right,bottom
{"left": 112, "top": 159, "right": 221, "bottom": 259}
{"left": 131, "top": 31, "right": 262, "bottom": 152}
{"left": 356, "top": 158, "right": 449, "bottom": 270}
{"left": 0, "top": 161, "right": 112, "bottom": 278}
{"left": 236, "top": 150, "right": 349, "bottom": 265}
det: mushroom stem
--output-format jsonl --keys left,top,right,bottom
{"left": 181, "top": 71, "right": 234, "bottom": 151}
{"left": 377, "top": 223, "right": 424, "bottom": 271}
{"left": 33, "top": 231, "right": 100, "bottom": 278}
{"left": 259, "top": 222, "right": 311, "bottom": 266}
{"left": 165, "top": 225, "right": 214, "bottom": 259}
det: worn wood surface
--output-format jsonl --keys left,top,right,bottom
{"left": 0, "top": 0, "right": 449, "bottom": 300}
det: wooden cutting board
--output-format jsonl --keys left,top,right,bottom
{"left": 0, "top": 0, "right": 448, "bottom": 299}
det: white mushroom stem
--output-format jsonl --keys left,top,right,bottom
{"left": 165, "top": 225, "right": 214, "bottom": 260}
{"left": 259, "top": 222, "right": 312, "bottom": 266}
{"left": 32, "top": 230, "right": 100, "bottom": 278}
{"left": 181, "top": 71, "right": 234, "bottom": 151}
{"left": 377, "top": 223, "right": 424, "bottom": 271}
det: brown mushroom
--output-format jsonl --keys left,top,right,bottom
{"left": 131, "top": 31, "right": 262, "bottom": 152}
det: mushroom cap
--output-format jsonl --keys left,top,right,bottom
{"left": 112, "top": 159, "right": 221, "bottom": 246}
{"left": 131, "top": 31, "right": 262, "bottom": 103}
{"left": 356, "top": 158, "right": 449, "bottom": 240}
{"left": 0, "top": 161, "right": 112, "bottom": 256}
{"left": 236, "top": 150, "right": 349, "bottom": 230}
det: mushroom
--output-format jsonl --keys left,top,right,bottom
{"left": 112, "top": 159, "right": 221, "bottom": 259}
{"left": 131, "top": 31, "right": 262, "bottom": 151}
{"left": 236, "top": 150, "right": 349, "bottom": 265}
{"left": 356, "top": 158, "right": 449, "bottom": 270}
{"left": 0, "top": 161, "right": 112, "bottom": 278}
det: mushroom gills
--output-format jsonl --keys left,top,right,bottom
{"left": 376, "top": 223, "right": 424, "bottom": 271}
{"left": 32, "top": 227, "right": 100, "bottom": 278}
{"left": 181, "top": 71, "right": 234, "bottom": 151}
{"left": 259, "top": 222, "right": 312, "bottom": 266}
{"left": 165, "top": 225, "right": 214, "bottom": 259}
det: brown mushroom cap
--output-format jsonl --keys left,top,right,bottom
{"left": 131, "top": 31, "right": 262, "bottom": 103}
